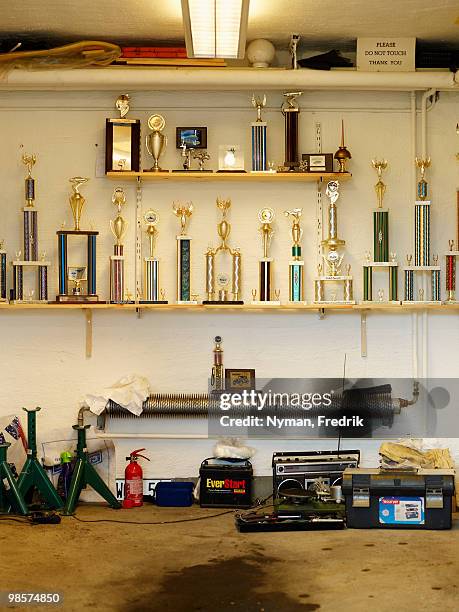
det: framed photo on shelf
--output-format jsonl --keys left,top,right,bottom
{"left": 176, "top": 127, "right": 208, "bottom": 149}
{"left": 225, "top": 369, "right": 256, "bottom": 391}
{"left": 301, "top": 153, "right": 334, "bottom": 172}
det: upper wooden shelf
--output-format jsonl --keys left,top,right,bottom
{"left": 106, "top": 171, "right": 352, "bottom": 183}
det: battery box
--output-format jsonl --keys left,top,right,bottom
{"left": 342, "top": 468, "right": 455, "bottom": 530}
{"left": 199, "top": 458, "right": 253, "bottom": 508}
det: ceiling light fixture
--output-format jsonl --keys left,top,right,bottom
{"left": 181, "top": 0, "right": 250, "bottom": 59}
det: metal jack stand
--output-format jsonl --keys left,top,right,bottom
{"left": 17, "top": 407, "right": 64, "bottom": 510}
{"left": 0, "top": 443, "right": 28, "bottom": 515}
{"left": 63, "top": 424, "right": 121, "bottom": 515}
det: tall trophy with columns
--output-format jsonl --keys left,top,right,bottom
{"left": 285, "top": 208, "right": 304, "bottom": 302}
{"left": 141, "top": 210, "right": 167, "bottom": 304}
{"left": 173, "top": 201, "right": 196, "bottom": 303}
{"left": 252, "top": 208, "right": 279, "bottom": 304}
{"left": 109, "top": 187, "right": 128, "bottom": 303}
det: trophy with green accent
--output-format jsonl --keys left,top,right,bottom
{"left": 173, "top": 201, "right": 197, "bottom": 303}
{"left": 362, "top": 160, "right": 398, "bottom": 303}
{"left": 284, "top": 208, "right": 304, "bottom": 302}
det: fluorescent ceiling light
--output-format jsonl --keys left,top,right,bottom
{"left": 181, "top": 0, "right": 250, "bottom": 59}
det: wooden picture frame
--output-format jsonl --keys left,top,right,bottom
{"left": 225, "top": 369, "right": 256, "bottom": 391}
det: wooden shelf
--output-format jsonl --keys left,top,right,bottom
{"left": 106, "top": 171, "right": 352, "bottom": 183}
{"left": 0, "top": 302, "right": 457, "bottom": 312}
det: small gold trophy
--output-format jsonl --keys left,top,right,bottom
{"left": 105, "top": 94, "right": 141, "bottom": 172}
{"left": 141, "top": 209, "right": 166, "bottom": 303}
{"left": 109, "top": 187, "right": 128, "bottom": 303}
{"left": 203, "top": 198, "right": 243, "bottom": 304}
{"left": 145, "top": 114, "right": 168, "bottom": 172}
{"left": 252, "top": 208, "right": 279, "bottom": 304}
{"left": 173, "top": 201, "right": 196, "bottom": 303}
{"left": 69, "top": 177, "right": 89, "bottom": 231}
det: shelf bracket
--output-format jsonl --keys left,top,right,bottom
{"left": 360, "top": 310, "right": 367, "bottom": 358}
{"left": 83, "top": 308, "right": 93, "bottom": 358}
{"left": 318, "top": 308, "right": 325, "bottom": 320}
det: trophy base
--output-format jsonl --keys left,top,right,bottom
{"left": 203, "top": 300, "right": 244, "bottom": 305}
{"left": 217, "top": 170, "right": 247, "bottom": 173}
{"left": 251, "top": 301, "right": 281, "bottom": 306}
{"left": 172, "top": 170, "right": 214, "bottom": 173}
{"left": 288, "top": 300, "right": 308, "bottom": 305}
{"left": 109, "top": 300, "right": 136, "bottom": 305}
{"left": 401, "top": 300, "right": 442, "bottom": 305}
{"left": 443, "top": 300, "right": 459, "bottom": 304}
{"left": 11, "top": 300, "right": 49, "bottom": 305}
{"left": 176, "top": 300, "right": 199, "bottom": 305}
{"left": 360, "top": 300, "right": 400, "bottom": 305}
{"left": 138, "top": 300, "right": 168, "bottom": 304}
{"left": 313, "top": 300, "right": 356, "bottom": 305}
{"left": 144, "top": 168, "right": 169, "bottom": 172}
{"left": 56, "top": 294, "right": 105, "bottom": 304}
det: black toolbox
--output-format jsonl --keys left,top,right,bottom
{"left": 342, "top": 468, "right": 455, "bottom": 529}
{"left": 199, "top": 458, "right": 253, "bottom": 508}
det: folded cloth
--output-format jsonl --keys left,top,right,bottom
{"left": 84, "top": 374, "right": 150, "bottom": 416}
{"left": 379, "top": 441, "right": 455, "bottom": 470}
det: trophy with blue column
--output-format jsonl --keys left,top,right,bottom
{"left": 173, "top": 201, "right": 197, "bottom": 303}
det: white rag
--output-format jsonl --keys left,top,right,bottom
{"left": 84, "top": 374, "right": 151, "bottom": 416}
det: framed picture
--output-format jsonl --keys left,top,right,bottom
{"left": 301, "top": 153, "right": 334, "bottom": 172}
{"left": 225, "top": 369, "right": 256, "bottom": 391}
{"left": 176, "top": 127, "right": 207, "bottom": 149}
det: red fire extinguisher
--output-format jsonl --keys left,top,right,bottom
{"left": 123, "top": 448, "right": 150, "bottom": 508}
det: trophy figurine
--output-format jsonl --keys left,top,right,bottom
{"left": 145, "top": 114, "right": 168, "bottom": 172}
{"left": 252, "top": 208, "right": 279, "bottom": 304}
{"left": 12, "top": 154, "right": 50, "bottom": 303}
{"left": 251, "top": 94, "right": 267, "bottom": 172}
{"left": 109, "top": 188, "right": 128, "bottom": 303}
{"left": 173, "top": 201, "right": 196, "bottom": 303}
{"left": 314, "top": 181, "right": 354, "bottom": 304}
{"left": 141, "top": 210, "right": 167, "bottom": 304}
{"left": 284, "top": 208, "right": 304, "bottom": 302}
{"left": 105, "top": 94, "right": 141, "bottom": 172}
{"left": 334, "top": 120, "right": 352, "bottom": 173}
{"left": 281, "top": 92, "right": 302, "bottom": 171}
{"left": 56, "top": 177, "right": 103, "bottom": 303}
{"left": 203, "top": 198, "right": 243, "bottom": 304}
{"left": 403, "top": 158, "right": 440, "bottom": 303}
{"left": 362, "top": 160, "right": 398, "bottom": 303}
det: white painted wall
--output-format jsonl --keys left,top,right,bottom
{"left": 0, "top": 89, "right": 458, "bottom": 478}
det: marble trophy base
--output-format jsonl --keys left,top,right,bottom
{"left": 401, "top": 300, "right": 442, "bottom": 305}
{"left": 251, "top": 300, "right": 281, "bottom": 306}
{"left": 360, "top": 300, "right": 400, "bottom": 305}
{"left": 11, "top": 299, "right": 49, "bottom": 305}
{"left": 139, "top": 300, "right": 168, "bottom": 304}
{"left": 177, "top": 300, "right": 199, "bottom": 305}
{"left": 55, "top": 294, "right": 105, "bottom": 304}
{"left": 217, "top": 170, "right": 247, "bottom": 173}
{"left": 314, "top": 300, "right": 356, "bottom": 305}
{"left": 203, "top": 300, "right": 244, "bottom": 305}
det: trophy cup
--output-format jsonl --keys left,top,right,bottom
{"left": 105, "top": 94, "right": 141, "bottom": 173}
{"left": 251, "top": 94, "right": 267, "bottom": 172}
{"left": 173, "top": 201, "right": 197, "bottom": 303}
{"left": 203, "top": 198, "right": 243, "bottom": 305}
{"left": 56, "top": 177, "right": 103, "bottom": 303}
{"left": 403, "top": 158, "right": 440, "bottom": 303}
{"left": 141, "top": 210, "right": 167, "bottom": 304}
{"left": 12, "top": 154, "right": 50, "bottom": 303}
{"left": 281, "top": 92, "right": 302, "bottom": 171}
{"left": 252, "top": 208, "right": 279, "bottom": 304}
{"left": 314, "top": 181, "right": 354, "bottom": 304}
{"left": 145, "top": 114, "right": 168, "bottom": 172}
{"left": 334, "top": 120, "right": 352, "bottom": 173}
{"left": 362, "top": 160, "right": 399, "bottom": 303}
{"left": 284, "top": 208, "right": 304, "bottom": 302}
{"left": 0, "top": 240, "right": 7, "bottom": 302}
{"left": 109, "top": 187, "right": 128, "bottom": 303}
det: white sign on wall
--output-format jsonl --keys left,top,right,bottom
{"left": 357, "top": 37, "right": 416, "bottom": 72}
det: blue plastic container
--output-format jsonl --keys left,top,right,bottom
{"left": 155, "top": 481, "right": 194, "bottom": 507}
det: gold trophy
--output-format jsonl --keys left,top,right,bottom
{"left": 314, "top": 181, "right": 354, "bottom": 303}
{"left": 203, "top": 198, "right": 242, "bottom": 304}
{"left": 105, "top": 94, "right": 141, "bottom": 172}
{"left": 109, "top": 187, "right": 128, "bottom": 303}
{"left": 252, "top": 208, "right": 279, "bottom": 304}
{"left": 284, "top": 208, "right": 304, "bottom": 302}
{"left": 334, "top": 120, "right": 352, "bottom": 173}
{"left": 173, "top": 201, "right": 196, "bottom": 303}
{"left": 56, "top": 177, "right": 103, "bottom": 303}
{"left": 145, "top": 114, "right": 168, "bottom": 172}
{"left": 141, "top": 210, "right": 167, "bottom": 303}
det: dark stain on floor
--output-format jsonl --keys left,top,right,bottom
{"left": 124, "top": 554, "right": 320, "bottom": 612}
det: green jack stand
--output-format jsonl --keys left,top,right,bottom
{"left": 63, "top": 424, "right": 121, "bottom": 515}
{"left": 0, "top": 443, "right": 28, "bottom": 515}
{"left": 17, "top": 407, "right": 64, "bottom": 510}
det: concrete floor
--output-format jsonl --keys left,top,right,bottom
{"left": 0, "top": 505, "right": 458, "bottom": 612}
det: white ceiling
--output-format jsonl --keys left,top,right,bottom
{"left": 0, "top": 0, "right": 458, "bottom": 50}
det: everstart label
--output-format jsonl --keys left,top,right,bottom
{"left": 206, "top": 478, "right": 246, "bottom": 493}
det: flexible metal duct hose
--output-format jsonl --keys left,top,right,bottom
{"left": 104, "top": 385, "right": 395, "bottom": 426}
